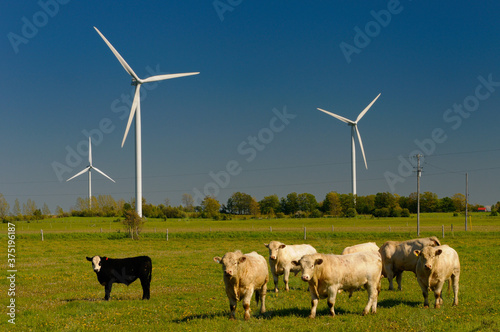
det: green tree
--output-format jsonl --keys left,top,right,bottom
{"left": 201, "top": 196, "right": 220, "bottom": 218}
{"left": 355, "top": 194, "right": 375, "bottom": 215}
{"left": 420, "top": 192, "right": 439, "bottom": 212}
{"left": 227, "top": 192, "right": 253, "bottom": 215}
{"left": 438, "top": 197, "right": 455, "bottom": 212}
{"left": 297, "top": 193, "right": 318, "bottom": 213}
{"left": 122, "top": 210, "right": 144, "bottom": 240}
{"left": 322, "top": 192, "right": 342, "bottom": 216}
{"left": 339, "top": 193, "right": 355, "bottom": 215}
{"left": 452, "top": 193, "right": 466, "bottom": 212}
{"left": 282, "top": 192, "right": 299, "bottom": 215}
{"left": 0, "top": 194, "right": 10, "bottom": 219}
{"left": 259, "top": 195, "right": 280, "bottom": 215}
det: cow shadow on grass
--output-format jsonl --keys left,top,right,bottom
{"left": 174, "top": 307, "right": 350, "bottom": 322}
{"left": 377, "top": 298, "right": 421, "bottom": 308}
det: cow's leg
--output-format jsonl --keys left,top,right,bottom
{"left": 451, "top": 273, "right": 459, "bottom": 306}
{"left": 396, "top": 272, "right": 403, "bottom": 291}
{"left": 241, "top": 288, "right": 254, "bottom": 320}
{"left": 363, "top": 283, "right": 378, "bottom": 315}
{"left": 283, "top": 268, "right": 291, "bottom": 291}
{"left": 259, "top": 283, "right": 267, "bottom": 314}
{"left": 433, "top": 282, "right": 444, "bottom": 309}
{"left": 417, "top": 280, "right": 430, "bottom": 308}
{"left": 140, "top": 276, "right": 150, "bottom": 300}
{"left": 104, "top": 282, "right": 113, "bottom": 301}
{"left": 385, "top": 265, "right": 394, "bottom": 290}
{"left": 327, "top": 286, "right": 338, "bottom": 317}
{"left": 228, "top": 296, "right": 237, "bottom": 320}
{"left": 270, "top": 264, "right": 279, "bottom": 293}
{"left": 308, "top": 286, "right": 319, "bottom": 318}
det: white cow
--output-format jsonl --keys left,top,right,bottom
{"left": 292, "top": 252, "right": 382, "bottom": 318}
{"left": 264, "top": 241, "right": 317, "bottom": 292}
{"left": 414, "top": 245, "right": 460, "bottom": 308}
{"left": 342, "top": 242, "right": 379, "bottom": 255}
{"left": 213, "top": 250, "right": 268, "bottom": 320}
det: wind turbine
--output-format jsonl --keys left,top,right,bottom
{"left": 94, "top": 27, "right": 199, "bottom": 217}
{"left": 66, "top": 137, "right": 115, "bottom": 209}
{"left": 317, "top": 93, "right": 381, "bottom": 197}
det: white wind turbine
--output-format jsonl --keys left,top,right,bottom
{"left": 94, "top": 27, "right": 199, "bottom": 217}
{"left": 317, "top": 93, "right": 381, "bottom": 197}
{"left": 66, "top": 137, "right": 115, "bottom": 209}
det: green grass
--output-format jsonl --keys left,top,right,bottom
{"left": 1, "top": 215, "right": 499, "bottom": 331}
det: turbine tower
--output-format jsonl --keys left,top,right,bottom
{"left": 317, "top": 93, "right": 381, "bottom": 197}
{"left": 94, "top": 27, "right": 199, "bottom": 217}
{"left": 67, "top": 137, "right": 115, "bottom": 209}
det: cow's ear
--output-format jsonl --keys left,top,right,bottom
{"left": 279, "top": 244, "right": 286, "bottom": 249}
{"left": 291, "top": 260, "right": 300, "bottom": 267}
{"left": 315, "top": 259, "right": 323, "bottom": 266}
{"left": 264, "top": 243, "right": 269, "bottom": 248}
{"left": 86, "top": 257, "right": 92, "bottom": 261}
{"left": 213, "top": 257, "right": 222, "bottom": 264}
{"left": 414, "top": 250, "right": 421, "bottom": 257}
{"left": 239, "top": 256, "right": 247, "bottom": 263}
{"left": 435, "top": 249, "right": 443, "bottom": 256}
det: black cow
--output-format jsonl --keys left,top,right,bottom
{"left": 86, "top": 255, "right": 152, "bottom": 300}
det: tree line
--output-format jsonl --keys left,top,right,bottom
{"left": 1, "top": 191, "right": 498, "bottom": 222}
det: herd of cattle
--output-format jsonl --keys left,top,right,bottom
{"left": 86, "top": 235, "right": 460, "bottom": 320}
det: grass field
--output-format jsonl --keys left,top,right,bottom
{"left": 1, "top": 214, "right": 499, "bottom": 331}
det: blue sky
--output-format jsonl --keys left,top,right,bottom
{"left": 1, "top": 1, "right": 499, "bottom": 212}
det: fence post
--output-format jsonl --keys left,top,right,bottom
{"left": 41, "top": 229, "right": 44, "bottom": 241}
{"left": 100, "top": 228, "right": 102, "bottom": 233}
{"left": 304, "top": 227, "right": 307, "bottom": 240}
{"left": 389, "top": 226, "right": 391, "bottom": 232}
{"left": 451, "top": 224, "right": 454, "bottom": 237}
{"left": 270, "top": 226, "right": 272, "bottom": 233}
{"left": 442, "top": 225, "right": 445, "bottom": 238}
{"left": 166, "top": 229, "right": 169, "bottom": 241}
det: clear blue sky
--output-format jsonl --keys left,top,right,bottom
{"left": 1, "top": 1, "right": 499, "bottom": 212}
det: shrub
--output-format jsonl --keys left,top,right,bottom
{"left": 344, "top": 208, "right": 357, "bottom": 218}
{"left": 373, "top": 208, "right": 390, "bottom": 218}
{"left": 122, "top": 210, "right": 144, "bottom": 240}
{"left": 491, "top": 210, "right": 499, "bottom": 216}
{"left": 401, "top": 208, "right": 411, "bottom": 217}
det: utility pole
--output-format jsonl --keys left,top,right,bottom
{"left": 416, "top": 154, "right": 423, "bottom": 236}
{"left": 465, "top": 173, "right": 468, "bottom": 231}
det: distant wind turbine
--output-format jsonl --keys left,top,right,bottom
{"left": 94, "top": 27, "right": 199, "bottom": 217}
{"left": 317, "top": 93, "right": 381, "bottom": 197}
{"left": 66, "top": 137, "right": 115, "bottom": 209}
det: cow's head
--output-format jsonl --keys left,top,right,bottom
{"left": 264, "top": 241, "right": 286, "bottom": 260}
{"left": 415, "top": 246, "right": 443, "bottom": 271}
{"left": 213, "top": 250, "right": 246, "bottom": 277}
{"left": 292, "top": 254, "right": 322, "bottom": 282}
{"left": 86, "top": 256, "right": 103, "bottom": 273}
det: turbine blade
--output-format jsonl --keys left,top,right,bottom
{"left": 121, "top": 85, "right": 141, "bottom": 147}
{"left": 66, "top": 167, "right": 91, "bottom": 182}
{"left": 356, "top": 93, "right": 381, "bottom": 123}
{"left": 141, "top": 72, "right": 200, "bottom": 83}
{"left": 88, "top": 137, "right": 92, "bottom": 165}
{"left": 355, "top": 126, "right": 368, "bottom": 169}
{"left": 92, "top": 167, "right": 116, "bottom": 183}
{"left": 94, "top": 27, "right": 140, "bottom": 82}
{"left": 317, "top": 108, "right": 354, "bottom": 124}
